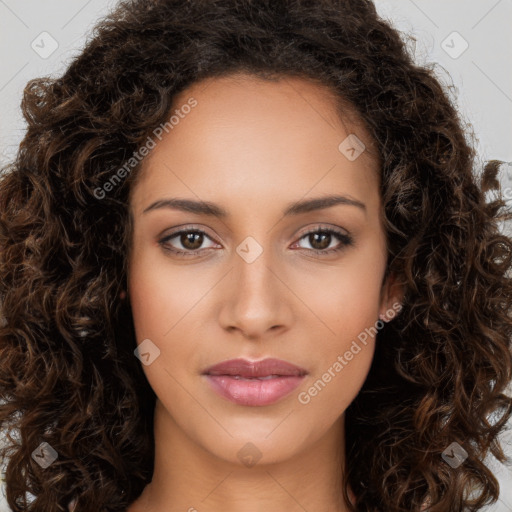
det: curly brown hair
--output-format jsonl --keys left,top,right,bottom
{"left": 1, "top": 0, "right": 512, "bottom": 510}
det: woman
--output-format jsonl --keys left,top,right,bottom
{"left": 1, "top": 0, "right": 511, "bottom": 510}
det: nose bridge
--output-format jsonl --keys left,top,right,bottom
{"left": 234, "top": 234, "right": 279, "bottom": 304}
{"left": 220, "top": 234, "right": 290, "bottom": 337}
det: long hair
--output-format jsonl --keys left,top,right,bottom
{"left": 1, "top": 0, "right": 511, "bottom": 510}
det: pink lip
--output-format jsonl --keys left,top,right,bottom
{"left": 202, "top": 358, "right": 308, "bottom": 406}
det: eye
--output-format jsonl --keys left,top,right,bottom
{"left": 292, "top": 226, "right": 354, "bottom": 255}
{"left": 158, "top": 225, "right": 354, "bottom": 258}
{"left": 159, "top": 228, "right": 219, "bottom": 256}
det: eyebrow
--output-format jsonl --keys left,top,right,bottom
{"left": 142, "top": 194, "right": 366, "bottom": 217}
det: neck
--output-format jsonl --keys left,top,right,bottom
{"left": 128, "top": 399, "right": 354, "bottom": 512}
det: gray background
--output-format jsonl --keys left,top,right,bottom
{"left": 0, "top": 1, "right": 511, "bottom": 511}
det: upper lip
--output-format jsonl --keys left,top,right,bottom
{"left": 202, "top": 358, "right": 308, "bottom": 378}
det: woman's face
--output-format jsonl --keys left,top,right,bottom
{"left": 127, "top": 73, "right": 400, "bottom": 466}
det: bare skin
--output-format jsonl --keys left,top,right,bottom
{"left": 125, "top": 73, "right": 403, "bottom": 512}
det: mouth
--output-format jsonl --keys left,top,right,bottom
{"left": 202, "top": 358, "right": 308, "bottom": 406}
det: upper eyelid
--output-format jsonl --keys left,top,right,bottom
{"left": 160, "top": 225, "right": 218, "bottom": 242}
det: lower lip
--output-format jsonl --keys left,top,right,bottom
{"left": 204, "top": 374, "right": 306, "bottom": 406}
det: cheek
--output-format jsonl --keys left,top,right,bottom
{"left": 293, "top": 253, "right": 384, "bottom": 411}
{"left": 296, "top": 273, "right": 382, "bottom": 413}
{"left": 127, "top": 249, "right": 208, "bottom": 392}
{"left": 128, "top": 248, "right": 206, "bottom": 340}
{"left": 127, "top": 260, "right": 197, "bottom": 418}
{"left": 296, "top": 338, "right": 375, "bottom": 432}
{"left": 296, "top": 251, "right": 385, "bottom": 344}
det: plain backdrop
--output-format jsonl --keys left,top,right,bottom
{"left": 0, "top": 1, "right": 511, "bottom": 511}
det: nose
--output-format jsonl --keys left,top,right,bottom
{"left": 217, "top": 243, "right": 294, "bottom": 341}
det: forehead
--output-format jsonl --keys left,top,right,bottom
{"left": 130, "top": 73, "right": 380, "bottom": 215}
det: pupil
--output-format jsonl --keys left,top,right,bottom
{"left": 182, "top": 232, "right": 203, "bottom": 250}
{"left": 311, "top": 232, "right": 330, "bottom": 250}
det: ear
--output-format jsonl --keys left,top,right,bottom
{"left": 378, "top": 271, "right": 405, "bottom": 322}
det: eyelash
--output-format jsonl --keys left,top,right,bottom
{"left": 158, "top": 225, "right": 354, "bottom": 257}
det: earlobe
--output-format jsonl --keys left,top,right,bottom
{"left": 379, "top": 271, "right": 405, "bottom": 322}
{"left": 379, "top": 311, "right": 390, "bottom": 322}
{"left": 379, "top": 305, "right": 403, "bottom": 323}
